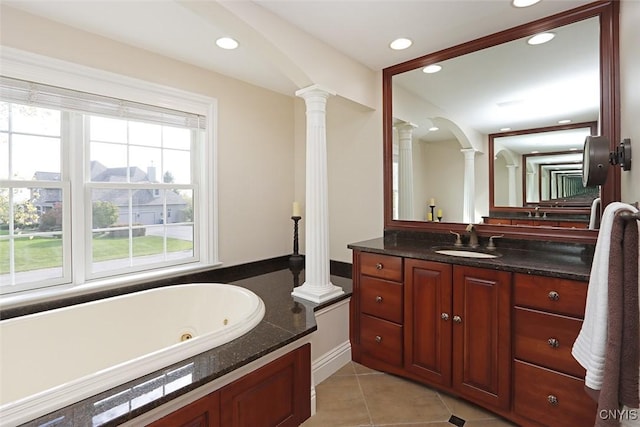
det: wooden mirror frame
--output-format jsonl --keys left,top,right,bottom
{"left": 383, "top": 1, "right": 619, "bottom": 244}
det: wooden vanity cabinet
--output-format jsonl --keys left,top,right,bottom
{"left": 352, "top": 251, "right": 512, "bottom": 410}
{"left": 352, "top": 250, "right": 596, "bottom": 426}
{"left": 148, "top": 344, "right": 310, "bottom": 427}
{"left": 149, "top": 392, "right": 220, "bottom": 427}
{"left": 512, "top": 274, "right": 597, "bottom": 427}
{"left": 404, "top": 260, "right": 512, "bottom": 410}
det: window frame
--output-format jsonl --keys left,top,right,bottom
{"left": 0, "top": 48, "right": 219, "bottom": 306}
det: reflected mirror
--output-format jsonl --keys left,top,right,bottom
{"left": 384, "top": 1, "right": 619, "bottom": 240}
{"left": 489, "top": 122, "right": 599, "bottom": 228}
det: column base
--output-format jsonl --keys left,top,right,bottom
{"left": 291, "top": 282, "right": 345, "bottom": 304}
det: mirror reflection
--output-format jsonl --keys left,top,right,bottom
{"left": 492, "top": 123, "right": 598, "bottom": 208}
{"left": 391, "top": 16, "right": 600, "bottom": 226}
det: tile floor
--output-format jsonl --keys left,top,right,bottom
{"left": 301, "top": 361, "right": 518, "bottom": 427}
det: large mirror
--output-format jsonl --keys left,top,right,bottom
{"left": 383, "top": 1, "right": 619, "bottom": 242}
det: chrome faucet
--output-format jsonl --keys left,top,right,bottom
{"left": 534, "top": 206, "right": 541, "bottom": 218}
{"left": 466, "top": 224, "right": 479, "bottom": 248}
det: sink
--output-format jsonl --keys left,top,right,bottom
{"left": 434, "top": 249, "right": 500, "bottom": 259}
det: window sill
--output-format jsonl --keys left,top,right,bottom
{"left": 0, "top": 261, "right": 223, "bottom": 312}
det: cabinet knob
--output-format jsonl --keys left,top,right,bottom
{"left": 453, "top": 315, "right": 462, "bottom": 324}
{"left": 547, "top": 395, "right": 559, "bottom": 406}
{"left": 548, "top": 338, "right": 560, "bottom": 348}
{"left": 375, "top": 296, "right": 383, "bottom": 303}
{"left": 375, "top": 263, "right": 383, "bottom": 270}
{"left": 548, "top": 291, "right": 560, "bottom": 301}
{"left": 441, "top": 313, "right": 450, "bottom": 321}
{"left": 375, "top": 335, "right": 382, "bottom": 343}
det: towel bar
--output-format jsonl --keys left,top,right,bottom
{"left": 619, "top": 211, "right": 640, "bottom": 221}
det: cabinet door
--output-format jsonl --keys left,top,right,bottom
{"left": 452, "top": 266, "right": 511, "bottom": 410}
{"left": 147, "top": 392, "right": 220, "bottom": 427}
{"left": 404, "top": 259, "right": 453, "bottom": 387}
{"left": 220, "top": 344, "right": 311, "bottom": 427}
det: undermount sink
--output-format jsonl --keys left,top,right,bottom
{"left": 434, "top": 249, "right": 501, "bottom": 259}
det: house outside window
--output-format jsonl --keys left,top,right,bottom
{"left": 0, "top": 63, "right": 217, "bottom": 297}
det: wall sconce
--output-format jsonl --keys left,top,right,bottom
{"left": 582, "top": 136, "right": 632, "bottom": 186}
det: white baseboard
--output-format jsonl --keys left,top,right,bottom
{"left": 312, "top": 340, "right": 352, "bottom": 386}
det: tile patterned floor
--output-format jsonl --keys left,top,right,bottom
{"left": 301, "top": 362, "right": 518, "bottom": 427}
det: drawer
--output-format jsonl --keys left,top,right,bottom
{"left": 360, "top": 252, "right": 403, "bottom": 282}
{"left": 514, "top": 273, "right": 587, "bottom": 318}
{"left": 514, "top": 307, "right": 585, "bottom": 378}
{"left": 361, "top": 276, "right": 403, "bottom": 324}
{"left": 360, "top": 314, "right": 403, "bottom": 367}
{"left": 514, "top": 360, "right": 597, "bottom": 427}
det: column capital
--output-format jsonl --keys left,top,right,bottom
{"left": 460, "top": 147, "right": 477, "bottom": 158}
{"left": 394, "top": 121, "right": 418, "bottom": 131}
{"left": 295, "top": 84, "right": 336, "bottom": 99}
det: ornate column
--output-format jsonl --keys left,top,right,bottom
{"left": 395, "top": 122, "right": 416, "bottom": 220}
{"left": 506, "top": 164, "right": 518, "bottom": 207}
{"left": 292, "top": 85, "right": 344, "bottom": 303}
{"left": 461, "top": 148, "right": 476, "bottom": 223}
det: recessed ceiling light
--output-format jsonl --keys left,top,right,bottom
{"left": 527, "top": 32, "right": 555, "bottom": 45}
{"left": 512, "top": 0, "right": 541, "bottom": 7}
{"left": 422, "top": 65, "right": 442, "bottom": 74}
{"left": 428, "top": 126, "right": 439, "bottom": 131}
{"left": 531, "top": 150, "right": 540, "bottom": 154}
{"left": 500, "top": 127, "right": 512, "bottom": 132}
{"left": 216, "top": 37, "right": 239, "bottom": 50}
{"left": 570, "top": 148, "right": 578, "bottom": 151}
{"left": 558, "top": 119, "right": 571, "bottom": 124}
{"left": 390, "top": 38, "right": 412, "bottom": 50}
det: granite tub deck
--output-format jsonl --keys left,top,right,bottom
{"left": 15, "top": 268, "right": 352, "bottom": 427}
{"left": 348, "top": 234, "right": 593, "bottom": 281}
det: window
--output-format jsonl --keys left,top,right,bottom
{"left": 0, "top": 70, "right": 216, "bottom": 296}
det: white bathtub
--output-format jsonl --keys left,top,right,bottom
{"left": 0, "top": 283, "right": 265, "bottom": 426}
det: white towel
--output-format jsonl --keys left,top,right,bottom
{"left": 572, "top": 202, "right": 640, "bottom": 391}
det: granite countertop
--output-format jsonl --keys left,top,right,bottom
{"left": 348, "top": 235, "right": 593, "bottom": 282}
{"left": 21, "top": 268, "right": 352, "bottom": 427}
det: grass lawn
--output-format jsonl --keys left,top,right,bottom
{"left": 0, "top": 235, "right": 193, "bottom": 273}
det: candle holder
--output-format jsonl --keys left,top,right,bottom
{"left": 437, "top": 213, "right": 443, "bottom": 222}
{"left": 429, "top": 204, "right": 436, "bottom": 222}
{"left": 289, "top": 216, "right": 304, "bottom": 274}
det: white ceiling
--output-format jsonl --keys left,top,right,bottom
{"left": 4, "top": 0, "right": 593, "bottom": 94}
{"left": 3, "top": 0, "right": 598, "bottom": 154}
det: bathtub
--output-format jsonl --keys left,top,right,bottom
{"left": 0, "top": 283, "right": 265, "bottom": 426}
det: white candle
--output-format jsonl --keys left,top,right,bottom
{"left": 429, "top": 198, "right": 435, "bottom": 206}
{"left": 292, "top": 201, "right": 301, "bottom": 217}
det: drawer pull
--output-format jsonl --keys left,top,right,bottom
{"left": 375, "top": 335, "right": 382, "bottom": 343}
{"left": 548, "top": 338, "right": 560, "bottom": 348}
{"left": 375, "top": 263, "right": 383, "bottom": 270}
{"left": 375, "top": 296, "right": 383, "bottom": 303}
{"left": 453, "top": 315, "right": 462, "bottom": 324}
{"left": 547, "top": 395, "right": 559, "bottom": 406}
{"left": 548, "top": 291, "right": 560, "bottom": 301}
{"left": 441, "top": 313, "right": 450, "bottom": 321}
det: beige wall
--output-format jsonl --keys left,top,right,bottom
{"left": 0, "top": 6, "right": 297, "bottom": 267}
{"left": 0, "top": 5, "right": 383, "bottom": 268}
{"left": 620, "top": 0, "right": 640, "bottom": 206}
